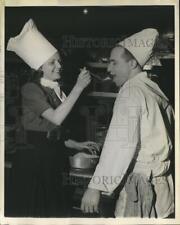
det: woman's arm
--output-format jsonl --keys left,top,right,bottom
{"left": 42, "top": 68, "right": 91, "bottom": 126}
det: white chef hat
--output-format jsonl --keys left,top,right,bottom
{"left": 117, "top": 28, "right": 159, "bottom": 68}
{"left": 7, "top": 19, "right": 57, "bottom": 70}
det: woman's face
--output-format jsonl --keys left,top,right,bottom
{"left": 40, "top": 52, "right": 62, "bottom": 81}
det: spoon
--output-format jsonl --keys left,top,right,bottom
{"left": 89, "top": 71, "right": 111, "bottom": 82}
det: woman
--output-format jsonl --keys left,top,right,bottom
{"left": 7, "top": 19, "right": 98, "bottom": 217}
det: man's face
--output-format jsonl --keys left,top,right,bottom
{"left": 107, "top": 47, "right": 131, "bottom": 87}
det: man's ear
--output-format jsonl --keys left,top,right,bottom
{"left": 129, "top": 59, "right": 138, "bottom": 69}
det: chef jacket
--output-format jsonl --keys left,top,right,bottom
{"left": 88, "top": 71, "right": 174, "bottom": 217}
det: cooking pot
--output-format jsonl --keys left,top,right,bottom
{"left": 69, "top": 152, "right": 99, "bottom": 169}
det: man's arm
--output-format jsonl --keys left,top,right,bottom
{"left": 81, "top": 87, "right": 143, "bottom": 213}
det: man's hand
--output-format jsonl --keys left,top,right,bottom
{"left": 81, "top": 188, "right": 101, "bottom": 213}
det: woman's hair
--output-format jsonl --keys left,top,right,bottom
{"left": 27, "top": 68, "right": 43, "bottom": 83}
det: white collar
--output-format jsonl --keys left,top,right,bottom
{"left": 121, "top": 71, "right": 168, "bottom": 101}
{"left": 40, "top": 77, "right": 59, "bottom": 89}
{"left": 40, "top": 77, "right": 66, "bottom": 102}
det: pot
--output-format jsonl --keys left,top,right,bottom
{"left": 69, "top": 152, "right": 99, "bottom": 169}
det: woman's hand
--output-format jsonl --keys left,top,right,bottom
{"left": 76, "top": 141, "right": 100, "bottom": 154}
{"left": 75, "top": 67, "right": 91, "bottom": 91}
{"left": 64, "top": 139, "right": 100, "bottom": 155}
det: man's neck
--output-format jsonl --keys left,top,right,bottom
{"left": 129, "top": 67, "right": 142, "bottom": 80}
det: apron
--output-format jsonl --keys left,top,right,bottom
{"left": 115, "top": 162, "right": 174, "bottom": 218}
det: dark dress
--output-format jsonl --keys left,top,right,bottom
{"left": 10, "top": 82, "right": 70, "bottom": 217}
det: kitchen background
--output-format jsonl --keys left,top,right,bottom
{"left": 4, "top": 6, "right": 174, "bottom": 217}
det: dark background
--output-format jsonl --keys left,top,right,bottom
{"left": 5, "top": 6, "right": 175, "bottom": 102}
{"left": 4, "top": 5, "right": 175, "bottom": 140}
{"left": 5, "top": 6, "right": 174, "bottom": 39}
{"left": 4, "top": 6, "right": 175, "bottom": 217}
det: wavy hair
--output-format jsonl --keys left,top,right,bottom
{"left": 27, "top": 68, "right": 43, "bottom": 84}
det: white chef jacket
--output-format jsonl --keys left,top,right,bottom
{"left": 88, "top": 71, "right": 174, "bottom": 217}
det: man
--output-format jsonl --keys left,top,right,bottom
{"left": 81, "top": 29, "right": 174, "bottom": 218}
